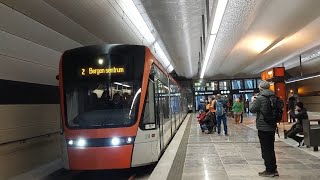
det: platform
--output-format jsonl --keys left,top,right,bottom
{"left": 150, "top": 113, "right": 320, "bottom": 180}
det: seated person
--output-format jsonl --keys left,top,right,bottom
{"left": 199, "top": 109, "right": 215, "bottom": 134}
{"left": 197, "top": 109, "right": 206, "bottom": 132}
{"left": 111, "top": 93, "right": 123, "bottom": 109}
{"left": 284, "top": 102, "right": 308, "bottom": 147}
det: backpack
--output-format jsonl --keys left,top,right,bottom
{"left": 262, "top": 95, "right": 284, "bottom": 125}
{"left": 215, "top": 100, "right": 225, "bottom": 116}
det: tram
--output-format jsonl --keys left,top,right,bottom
{"left": 58, "top": 44, "right": 188, "bottom": 170}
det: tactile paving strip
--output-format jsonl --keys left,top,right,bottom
{"left": 167, "top": 114, "right": 193, "bottom": 180}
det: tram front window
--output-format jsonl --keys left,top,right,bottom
{"left": 65, "top": 81, "right": 141, "bottom": 129}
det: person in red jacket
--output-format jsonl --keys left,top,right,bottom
{"left": 197, "top": 109, "right": 206, "bottom": 132}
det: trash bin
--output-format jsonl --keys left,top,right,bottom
{"left": 303, "top": 119, "right": 320, "bottom": 151}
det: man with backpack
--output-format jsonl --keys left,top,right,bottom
{"left": 215, "top": 94, "right": 228, "bottom": 135}
{"left": 250, "top": 80, "right": 279, "bottom": 177}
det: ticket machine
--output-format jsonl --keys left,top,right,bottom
{"left": 261, "top": 67, "right": 287, "bottom": 122}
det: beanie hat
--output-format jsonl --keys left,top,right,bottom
{"left": 296, "top": 102, "right": 304, "bottom": 109}
{"left": 259, "top": 80, "right": 270, "bottom": 89}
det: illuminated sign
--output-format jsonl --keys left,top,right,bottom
{"left": 194, "top": 92, "right": 214, "bottom": 95}
{"left": 239, "top": 90, "right": 254, "bottom": 93}
{"left": 81, "top": 67, "right": 125, "bottom": 76}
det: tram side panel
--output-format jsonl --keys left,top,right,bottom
{"left": 131, "top": 80, "right": 159, "bottom": 166}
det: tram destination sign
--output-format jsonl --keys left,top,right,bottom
{"left": 81, "top": 67, "right": 125, "bottom": 76}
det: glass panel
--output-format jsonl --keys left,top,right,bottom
{"left": 195, "top": 86, "right": 206, "bottom": 91}
{"left": 219, "top": 80, "right": 230, "bottom": 90}
{"left": 207, "top": 81, "right": 218, "bottom": 91}
{"left": 257, "top": 79, "right": 262, "bottom": 88}
{"left": 65, "top": 81, "right": 140, "bottom": 129}
{"left": 244, "top": 79, "right": 257, "bottom": 89}
{"left": 233, "top": 94, "right": 241, "bottom": 101}
{"left": 231, "top": 80, "right": 243, "bottom": 90}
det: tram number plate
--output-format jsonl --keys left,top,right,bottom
{"left": 145, "top": 124, "right": 155, "bottom": 129}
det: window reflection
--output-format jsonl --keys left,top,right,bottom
{"left": 231, "top": 80, "right": 243, "bottom": 90}
{"left": 219, "top": 80, "right": 230, "bottom": 90}
{"left": 244, "top": 79, "right": 257, "bottom": 89}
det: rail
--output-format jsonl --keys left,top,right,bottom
{"left": 0, "top": 131, "right": 61, "bottom": 146}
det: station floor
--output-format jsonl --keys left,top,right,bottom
{"left": 175, "top": 114, "right": 320, "bottom": 180}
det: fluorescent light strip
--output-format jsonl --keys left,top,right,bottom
{"left": 285, "top": 74, "right": 320, "bottom": 84}
{"left": 200, "top": 35, "right": 217, "bottom": 78}
{"left": 114, "top": 82, "right": 130, "bottom": 87}
{"left": 154, "top": 42, "right": 171, "bottom": 67}
{"left": 120, "top": 0, "right": 173, "bottom": 72}
{"left": 121, "top": 0, "right": 155, "bottom": 43}
{"left": 200, "top": 0, "right": 228, "bottom": 78}
{"left": 302, "top": 50, "right": 320, "bottom": 62}
{"left": 211, "top": 0, "right": 229, "bottom": 34}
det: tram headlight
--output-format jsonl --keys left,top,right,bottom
{"left": 76, "top": 138, "right": 87, "bottom": 147}
{"left": 111, "top": 137, "right": 121, "bottom": 146}
{"left": 68, "top": 140, "right": 74, "bottom": 145}
{"left": 127, "top": 137, "right": 132, "bottom": 143}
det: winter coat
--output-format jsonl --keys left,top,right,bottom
{"left": 204, "top": 112, "right": 215, "bottom": 128}
{"left": 232, "top": 102, "right": 243, "bottom": 113}
{"left": 249, "top": 89, "right": 277, "bottom": 132}
{"left": 290, "top": 108, "right": 308, "bottom": 128}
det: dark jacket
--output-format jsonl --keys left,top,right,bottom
{"left": 249, "top": 89, "right": 276, "bottom": 132}
{"left": 288, "top": 96, "right": 296, "bottom": 111}
{"left": 290, "top": 108, "right": 308, "bottom": 128}
{"left": 204, "top": 112, "right": 215, "bottom": 128}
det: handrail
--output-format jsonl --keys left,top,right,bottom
{"left": 0, "top": 131, "right": 61, "bottom": 146}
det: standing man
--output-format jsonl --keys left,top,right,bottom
{"left": 215, "top": 94, "right": 228, "bottom": 135}
{"left": 250, "top": 81, "right": 279, "bottom": 177}
{"left": 245, "top": 99, "right": 250, "bottom": 114}
{"left": 288, "top": 93, "right": 296, "bottom": 123}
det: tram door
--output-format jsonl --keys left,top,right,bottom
{"left": 154, "top": 79, "right": 164, "bottom": 152}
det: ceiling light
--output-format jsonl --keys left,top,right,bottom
{"left": 200, "top": 0, "right": 228, "bottom": 78}
{"left": 200, "top": 34, "right": 217, "bottom": 78}
{"left": 285, "top": 74, "right": 320, "bottom": 84}
{"left": 119, "top": 0, "right": 173, "bottom": 72}
{"left": 98, "top": 58, "right": 104, "bottom": 65}
{"left": 302, "top": 49, "right": 320, "bottom": 62}
{"left": 265, "top": 37, "right": 288, "bottom": 53}
{"left": 255, "top": 47, "right": 320, "bottom": 74}
{"left": 114, "top": 82, "right": 122, "bottom": 86}
{"left": 167, "top": 65, "right": 174, "bottom": 72}
{"left": 211, "top": 0, "right": 229, "bottom": 35}
{"left": 154, "top": 42, "right": 170, "bottom": 67}
{"left": 120, "top": 0, "right": 155, "bottom": 43}
{"left": 251, "top": 38, "right": 272, "bottom": 53}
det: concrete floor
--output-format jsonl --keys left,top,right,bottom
{"left": 182, "top": 115, "right": 320, "bottom": 180}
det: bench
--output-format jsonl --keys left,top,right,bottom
{"left": 303, "top": 119, "right": 320, "bottom": 151}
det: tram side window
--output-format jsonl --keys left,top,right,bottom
{"left": 155, "top": 78, "right": 170, "bottom": 124}
{"left": 141, "top": 79, "right": 156, "bottom": 126}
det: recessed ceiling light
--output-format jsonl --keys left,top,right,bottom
{"left": 251, "top": 38, "right": 272, "bottom": 53}
{"left": 98, "top": 59, "right": 104, "bottom": 65}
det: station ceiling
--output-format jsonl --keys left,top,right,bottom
{"left": 1, "top": 0, "right": 320, "bottom": 85}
